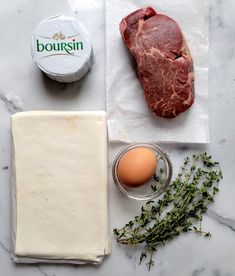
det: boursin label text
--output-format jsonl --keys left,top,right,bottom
{"left": 36, "top": 31, "right": 83, "bottom": 55}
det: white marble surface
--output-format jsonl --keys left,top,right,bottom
{"left": 0, "top": 0, "right": 235, "bottom": 275}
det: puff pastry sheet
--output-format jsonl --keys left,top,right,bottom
{"left": 11, "top": 111, "right": 110, "bottom": 264}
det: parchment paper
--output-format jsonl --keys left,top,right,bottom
{"left": 106, "top": 0, "right": 209, "bottom": 143}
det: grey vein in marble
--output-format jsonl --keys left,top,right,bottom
{"left": 0, "top": 240, "right": 11, "bottom": 254}
{"left": 0, "top": 0, "right": 235, "bottom": 275}
{"left": 213, "top": 269, "right": 221, "bottom": 276}
{"left": 37, "top": 265, "right": 51, "bottom": 276}
{"left": 0, "top": 241, "right": 52, "bottom": 276}
{"left": 191, "top": 268, "right": 205, "bottom": 276}
{"left": 207, "top": 210, "right": 235, "bottom": 232}
{"left": 0, "top": 92, "right": 23, "bottom": 114}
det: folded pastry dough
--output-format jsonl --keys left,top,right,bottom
{"left": 11, "top": 111, "right": 110, "bottom": 263}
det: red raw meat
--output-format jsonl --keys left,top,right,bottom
{"left": 120, "top": 7, "right": 195, "bottom": 119}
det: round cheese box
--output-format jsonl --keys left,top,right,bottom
{"left": 32, "top": 14, "right": 92, "bottom": 83}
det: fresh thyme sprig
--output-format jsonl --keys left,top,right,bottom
{"left": 113, "top": 153, "right": 223, "bottom": 270}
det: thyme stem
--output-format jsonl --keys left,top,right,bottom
{"left": 113, "top": 153, "right": 223, "bottom": 270}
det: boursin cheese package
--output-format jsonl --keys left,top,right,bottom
{"left": 32, "top": 14, "right": 92, "bottom": 83}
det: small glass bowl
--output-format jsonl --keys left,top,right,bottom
{"left": 112, "top": 143, "right": 173, "bottom": 201}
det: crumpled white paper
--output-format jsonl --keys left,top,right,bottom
{"left": 106, "top": 0, "right": 209, "bottom": 143}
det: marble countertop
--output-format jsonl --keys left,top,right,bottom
{"left": 0, "top": 0, "right": 235, "bottom": 275}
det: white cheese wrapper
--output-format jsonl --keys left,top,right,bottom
{"left": 11, "top": 111, "right": 110, "bottom": 264}
{"left": 32, "top": 14, "right": 93, "bottom": 83}
{"left": 106, "top": 0, "right": 209, "bottom": 143}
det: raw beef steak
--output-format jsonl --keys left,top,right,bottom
{"left": 120, "top": 7, "right": 195, "bottom": 119}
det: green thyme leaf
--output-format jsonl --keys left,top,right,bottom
{"left": 113, "top": 153, "right": 222, "bottom": 270}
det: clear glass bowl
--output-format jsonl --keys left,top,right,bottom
{"left": 112, "top": 143, "right": 173, "bottom": 201}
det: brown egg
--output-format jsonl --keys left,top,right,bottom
{"left": 117, "top": 147, "right": 157, "bottom": 187}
